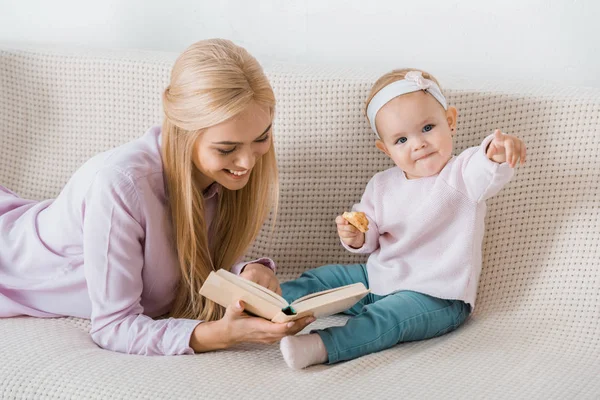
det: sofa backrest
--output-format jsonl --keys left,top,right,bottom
{"left": 1, "top": 45, "right": 598, "bottom": 323}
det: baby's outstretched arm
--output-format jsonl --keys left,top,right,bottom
{"left": 486, "top": 129, "right": 527, "bottom": 167}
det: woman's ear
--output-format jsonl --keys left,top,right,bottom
{"left": 375, "top": 139, "right": 390, "bottom": 157}
{"left": 446, "top": 106, "right": 458, "bottom": 136}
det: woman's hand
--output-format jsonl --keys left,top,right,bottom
{"left": 486, "top": 129, "right": 527, "bottom": 167}
{"left": 336, "top": 215, "right": 365, "bottom": 249}
{"left": 222, "top": 301, "right": 315, "bottom": 345}
{"left": 240, "top": 263, "right": 281, "bottom": 295}
{"left": 189, "top": 301, "right": 316, "bottom": 352}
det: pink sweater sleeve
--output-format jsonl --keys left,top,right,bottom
{"left": 341, "top": 178, "right": 381, "bottom": 254}
{"left": 83, "top": 169, "right": 200, "bottom": 356}
{"left": 459, "top": 134, "right": 515, "bottom": 202}
{"left": 230, "top": 257, "right": 277, "bottom": 275}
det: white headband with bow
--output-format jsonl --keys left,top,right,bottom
{"left": 366, "top": 71, "right": 447, "bottom": 138}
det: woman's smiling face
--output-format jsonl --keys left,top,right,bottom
{"left": 192, "top": 101, "right": 273, "bottom": 191}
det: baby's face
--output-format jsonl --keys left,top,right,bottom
{"left": 375, "top": 91, "right": 457, "bottom": 179}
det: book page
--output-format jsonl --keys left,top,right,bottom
{"left": 216, "top": 269, "right": 288, "bottom": 308}
{"left": 292, "top": 283, "right": 369, "bottom": 315}
{"left": 271, "top": 283, "right": 369, "bottom": 323}
{"left": 199, "top": 272, "right": 284, "bottom": 320}
{"left": 291, "top": 283, "right": 366, "bottom": 305}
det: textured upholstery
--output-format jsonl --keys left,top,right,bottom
{"left": 1, "top": 44, "right": 598, "bottom": 399}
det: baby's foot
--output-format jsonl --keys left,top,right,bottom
{"left": 280, "top": 333, "right": 328, "bottom": 369}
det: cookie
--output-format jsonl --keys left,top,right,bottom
{"left": 342, "top": 211, "right": 369, "bottom": 233}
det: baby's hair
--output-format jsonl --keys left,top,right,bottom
{"left": 364, "top": 68, "right": 443, "bottom": 121}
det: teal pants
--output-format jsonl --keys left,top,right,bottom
{"left": 281, "top": 264, "right": 471, "bottom": 364}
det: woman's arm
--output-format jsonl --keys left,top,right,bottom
{"left": 83, "top": 168, "right": 200, "bottom": 356}
{"left": 231, "top": 257, "right": 276, "bottom": 275}
{"left": 233, "top": 258, "right": 281, "bottom": 294}
{"left": 189, "top": 320, "right": 229, "bottom": 352}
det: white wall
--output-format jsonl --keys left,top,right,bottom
{"left": 1, "top": 0, "right": 598, "bottom": 88}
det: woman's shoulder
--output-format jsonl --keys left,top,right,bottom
{"left": 66, "top": 126, "right": 166, "bottom": 203}
{"left": 100, "top": 126, "right": 164, "bottom": 182}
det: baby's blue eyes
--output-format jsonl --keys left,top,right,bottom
{"left": 395, "top": 124, "right": 435, "bottom": 145}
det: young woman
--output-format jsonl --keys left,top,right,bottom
{"left": 0, "top": 39, "right": 314, "bottom": 356}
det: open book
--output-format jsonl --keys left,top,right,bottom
{"left": 199, "top": 269, "right": 370, "bottom": 323}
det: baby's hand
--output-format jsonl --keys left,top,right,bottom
{"left": 486, "top": 129, "right": 527, "bottom": 168}
{"left": 336, "top": 215, "right": 365, "bottom": 249}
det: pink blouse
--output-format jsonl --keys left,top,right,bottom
{"left": 0, "top": 126, "right": 275, "bottom": 355}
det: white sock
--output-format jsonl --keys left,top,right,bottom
{"left": 280, "top": 333, "right": 328, "bottom": 369}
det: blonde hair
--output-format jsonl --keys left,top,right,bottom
{"left": 161, "top": 39, "right": 278, "bottom": 322}
{"left": 364, "top": 68, "right": 443, "bottom": 123}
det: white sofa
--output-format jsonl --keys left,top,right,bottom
{"left": 0, "top": 44, "right": 598, "bottom": 399}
